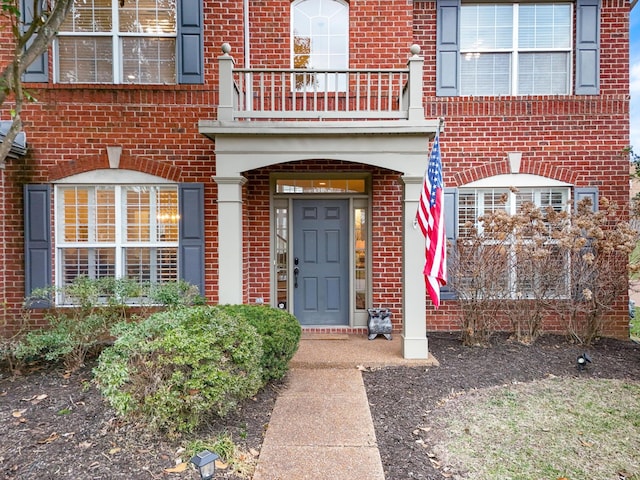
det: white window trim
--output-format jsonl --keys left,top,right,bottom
{"left": 54, "top": 183, "right": 180, "bottom": 301}
{"left": 53, "top": 0, "right": 177, "bottom": 84}
{"left": 458, "top": 185, "right": 571, "bottom": 298}
{"left": 459, "top": 2, "right": 574, "bottom": 96}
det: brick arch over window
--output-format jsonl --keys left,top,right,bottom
{"left": 449, "top": 158, "right": 578, "bottom": 187}
{"left": 47, "top": 153, "right": 182, "bottom": 182}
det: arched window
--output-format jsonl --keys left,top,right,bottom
{"left": 291, "top": 0, "right": 348, "bottom": 90}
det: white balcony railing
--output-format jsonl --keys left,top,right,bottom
{"left": 216, "top": 44, "right": 425, "bottom": 122}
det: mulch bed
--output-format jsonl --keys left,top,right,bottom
{"left": 1, "top": 332, "right": 639, "bottom": 479}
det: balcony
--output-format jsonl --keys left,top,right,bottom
{"left": 199, "top": 43, "right": 439, "bottom": 178}
{"left": 207, "top": 43, "right": 429, "bottom": 125}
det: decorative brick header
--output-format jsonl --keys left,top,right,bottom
{"left": 47, "top": 151, "right": 182, "bottom": 182}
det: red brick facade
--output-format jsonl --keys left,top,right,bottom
{"left": 0, "top": 0, "right": 631, "bottom": 338}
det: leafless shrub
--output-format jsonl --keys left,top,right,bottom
{"left": 448, "top": 194, "right": 638, "bottom": 345}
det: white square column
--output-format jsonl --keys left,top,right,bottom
{"left": 214, "top": 176, "right": 247, "bottom": 304}
{"left": 400, "top": 175, "right": 429, "bottom": 359}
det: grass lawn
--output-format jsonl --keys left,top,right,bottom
{"left": 430, "top": 377, "right": 640, "bottom": 480}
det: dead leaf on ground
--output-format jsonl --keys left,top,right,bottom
{"left": 249, "top": 448, "right": 259, "bottom": 457}
{"left": 109, "top": 447, "right": 121, "bottom": 455}
{"left": 580, "top": 439, "right": 593, "bottom": 447}
{"left": 38, "top": 432, "right": 59, "bottom": 444}
{"left": 12, "top": 409, "right": 27, "bottom": 418}
{"left": 164, "top": 462, "right": 188, "bottom": 473}
{"left": 215, "top": 459, "right": 228, "bottom": 470}
{"left": 21, "top": 394, "right": 48, "bottom": 404}
{"left": 78, "top": 441, "right": 92, "bottom": 449}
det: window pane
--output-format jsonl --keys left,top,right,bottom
{"left": 126, "top": 187, "right": 151, "bottom": 242}
{"left": 519, "top": 4, "right": 571, "bottom": 49}
{"left": 57, "top": 37, "right": 114, "bottom": 83}
{"left": 119, "top": 0, "right": 177, "bottom": 33}
{"left": 63, "top": 188, "right": 89, "bottom": 242}
{"left": 122, "top": 37, "right": 176, "bottom": 84}
{"left": 276, "top": 178, "right": 366, "bottom": 193}
{"left": 60, "top": 247, "right": 116, "bottom": 286}
{"left": 275, "top": 207, "right": 289, "bottom": 309}
{"left": 156, "top": 189, "right": 179, "bottom": 241}
{"left": 96, "top": 188, "right": 116, "bottom": 242}
{"left": 460, "top": 4, "right": 513, "bottom": 50}
{"left": 125, "top": 247, "right": 178, "bottom": 283}
{"left": 61, "top": 0, "right": 113, "bottom": 32}
{"left": 518, "top": 52, "right": 569, "bottom": 95}
{"left": 354, "top": 207, "right": 367, "bottom": 310}
{"left": 461, "top": 53, "right": 511, "bottom": 96}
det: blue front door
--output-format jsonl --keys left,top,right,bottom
{"left": 293, "top": 199, "right": 349, "bottom": 326}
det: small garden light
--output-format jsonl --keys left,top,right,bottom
{"left": 190, "top": 450, "right": 219, "bottom": 480}
{"left": 576, "top": 352, "right": 592, "bottom": 371}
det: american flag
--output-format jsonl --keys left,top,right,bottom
{"left": 415, "top": 133, "right": 447, "bottom": 308}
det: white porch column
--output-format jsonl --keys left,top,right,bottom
{"left": 401, "top": 175, "right": 429, "bottom": 359}
{"left": 214, "top": 175, "right": 247, "bottom": 304}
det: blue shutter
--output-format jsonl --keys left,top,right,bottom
{"left": 574, "top": 187, "right": 598, "bottom": 212}
{"left": 177, "top": 0, "right": 204, "bottom": 84}
{"left": 20, "top": 0, "right": 48, "bottom": 82}
{"left": 436, "top": 0, "right": 460, "bottom": 97}
{"left": 24, "top": 185, "right": 52, "bottom": 307}
{"left": 179, "top": 183, "right": 205, "bottom": 296}
{"left": 440, "top": 187, "right": 458, "bottom": 300}
{"left": 576, "top": 0, "right": 600, "bottom": 95}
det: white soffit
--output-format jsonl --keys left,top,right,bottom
{"left": 464, "top": 173, "right": 571, "bottom": 188}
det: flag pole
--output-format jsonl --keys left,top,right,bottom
{"left": 415, "top": 118, "right": 447, "bottom": 309}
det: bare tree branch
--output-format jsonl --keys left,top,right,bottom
{"left": 0, "top": 0, "right": 74, "bottom": 164}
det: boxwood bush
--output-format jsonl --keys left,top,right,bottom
{"left": 93, "top": 306, "right": 263, "bottom": 435}
{"left": 214, "top": 304, "right": 302, "bottom": 382}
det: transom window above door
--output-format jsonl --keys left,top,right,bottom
{"left": 460, "top": 3, "right": 572, "bottom": 96}
{"left": 275, "top": 178, "right": 366, "bottom": 194}
{"left": 55, "top": 0, "right": 177, "bottom": 84}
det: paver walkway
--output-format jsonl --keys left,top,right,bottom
{"left": 252, "top": 334, "right": 438, "bottom": 480}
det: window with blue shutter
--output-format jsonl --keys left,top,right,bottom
{"left": 179, "top": 183, "right": 205, "bottom": 296}
{"left": 436, "top": 1, "right": 597, "bottom": 97}
{"left": 56, "top": 0, "right": 203, "bottom": 84}
{"left": 440, "top": 187, "right": 458, "bottom": 300}
{"left": 575, "top": 0, "right": 600, "bottom": 95}
{"left": 24, "top": 185, "right": 52, "bottom": 307}
{"left": 20, "top": 0, "right": 48, "bottom": 82}
{"left": 178, "top": 0, "right": 204, "bottom": 84}
{"left": 436, "top": 0, "right": 460, "bottom": 97}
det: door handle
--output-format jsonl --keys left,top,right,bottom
{"left": 293, "top": 266, "right": 299, "bottom": 288}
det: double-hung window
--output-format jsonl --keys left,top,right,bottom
{"left": 457, "top": 187, "right": 570, "bottom": 298}
{"left": 435, "top": 0, "right": 599, "bottom": 96}
{"left": 56, "top": 185, "right": 179, "bottom": 290}
{"left": 56, "top": 0, "right": 178, "bottom": 84}
{"left": 460, "top": 3, "right": 572, "bottom": 96}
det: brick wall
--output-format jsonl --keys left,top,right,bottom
{"left": 0, "top": 0, "right": 631, "bottom": 339}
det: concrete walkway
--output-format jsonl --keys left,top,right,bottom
{"left": 252, "top": 334, "right": 438, "bottom": 480}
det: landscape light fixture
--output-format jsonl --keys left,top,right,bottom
{"left": 190, "top": 450, "right": 219, "bottom": 480}
{"left": 576, "top": 352, "right": 592, "bottom": 371}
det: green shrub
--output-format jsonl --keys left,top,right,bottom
{"left": 93, "top": 306, "right": 264, "bottom": 435}
{"left": 16, "top": 278, "right": 205, "bottom": 370}
{"left": 214, "top": 305, "right": 301, "bottom": 382}
{"left": 14, "top": 312, "right": 111, "bottom": 370}
{"left": 147, "top": 280, "right": 206, "bottom": 307}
